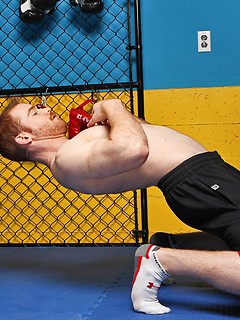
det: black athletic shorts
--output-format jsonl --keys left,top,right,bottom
{"left": 157, "top": 151, "right": 240, "bottom": 250}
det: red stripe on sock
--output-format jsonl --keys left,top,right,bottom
{"left": 132, "top": 256, "right": 143, "bottom": 287}
{"left": 146, "top": 244, "right": 154, "bottom": 259}
{"left": 237, "top": 251, "right": 240, "bottom": 257}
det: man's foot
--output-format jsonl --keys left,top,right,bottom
{"left": 131, "top": 244, "right": 171, "bottom": 314}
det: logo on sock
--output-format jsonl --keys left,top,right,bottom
{"left": 147, "top": 282, "right": 160, "bottom": 290}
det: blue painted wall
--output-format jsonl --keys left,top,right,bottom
{"left": 141, "top": 0, "right": 240, "bottom": 89}
{"left": 1, "top": 0, "right": 240, "bottom": 91}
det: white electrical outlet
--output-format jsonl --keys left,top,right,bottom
{"left": 198, "top": 30, "right": 211, "bottom": 52}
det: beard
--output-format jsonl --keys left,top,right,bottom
{"left": 32, "top": 117, "right": 68, "bottom": 141}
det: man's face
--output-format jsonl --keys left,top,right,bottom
{"left": 11, "top": 103, "right": 67, "bottom": 140}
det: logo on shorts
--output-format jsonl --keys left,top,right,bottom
{"left": 211, "top": 184, "right": 220, "bottom": 190}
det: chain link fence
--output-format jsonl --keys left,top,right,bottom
{"left": 0, "top": 0, "right": 145, "bottom": 246}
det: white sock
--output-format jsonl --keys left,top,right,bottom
{"left": 131, "top": 244, "right": 171, "bottom": 315}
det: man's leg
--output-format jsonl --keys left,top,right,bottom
{"left": 158, "top": 247, "right": 240, "bottom": 293}
{"left": 132, "top": 244, "right": 240, "bottom": 315}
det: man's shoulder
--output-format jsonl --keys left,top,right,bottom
{"left": 50, "top": 145, "right": 85, "bottom": 192}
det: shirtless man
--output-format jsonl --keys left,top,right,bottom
{"left": 0, "top": 98, "right": 240, "bottom": 314}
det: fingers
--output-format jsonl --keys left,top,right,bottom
{"left": 87, "top": 99, "right": 123, "bottom": 127}
{"left": 87, "top": 108, "right": 105, "bottom": 127}
{"left": 87, "top": 116, "right": 96, "bottom": 128}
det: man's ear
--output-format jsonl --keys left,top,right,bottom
{"left": 15, "top": 132, "right": 33, "bottom": 145}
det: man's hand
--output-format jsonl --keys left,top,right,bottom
{"left": 87, "top": 99, "right": 122, "bottom": 127}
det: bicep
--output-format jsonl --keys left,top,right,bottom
{"left": 60, "top": 138, "right": 146, "bottom": 180}
{"left": 83, "top": 139, "right": 138, "bottom": 178}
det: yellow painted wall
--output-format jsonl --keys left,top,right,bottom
{"left": 0, "top": 92, "right": 136, "bottom": 244}
{"left": 142, "top": 86, "right": 240, "bottom": 237}
{"left": 0, "top": 88, "right": 239, "bottom": 243}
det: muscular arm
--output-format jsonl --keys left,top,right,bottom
{"left": 86, "top": 99, "right": 149, "bottom": 177}
{"left": 54, "top": 99, "right": 149, "bottom": 181}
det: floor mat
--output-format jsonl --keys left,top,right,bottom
{"left": 0, "top": 247, "right": 239, "bottom": 319}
